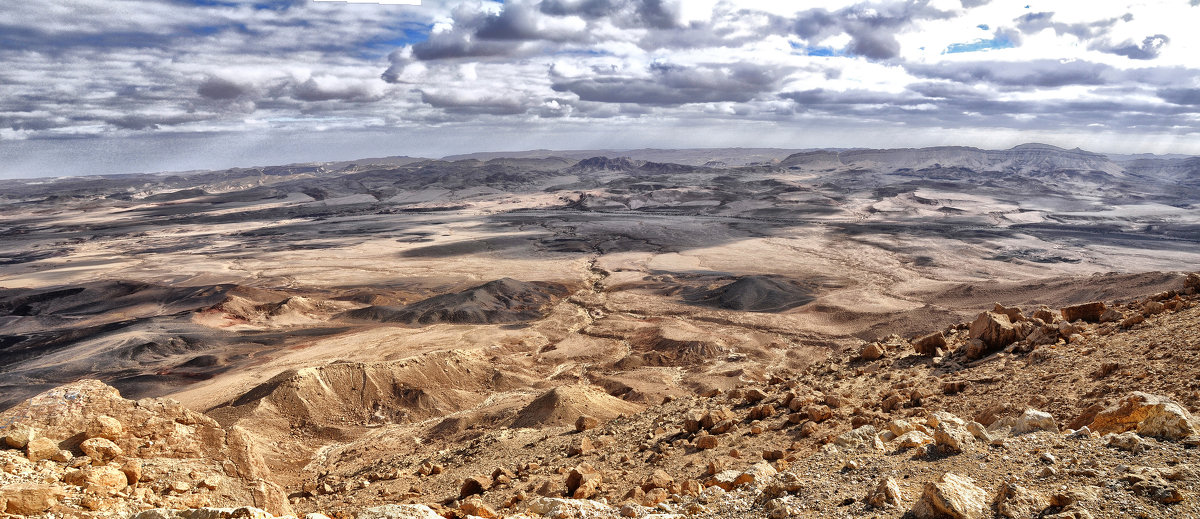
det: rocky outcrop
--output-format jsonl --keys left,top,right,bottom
{"left": 1088, "top": 392, "right": 1198, "bottom": 440}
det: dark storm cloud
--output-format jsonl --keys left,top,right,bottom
{"left": 551, "top": 62, "right": 788, "bottom": 105}
{"left": 198, "top": 77, "right": 250, "bottom": 100}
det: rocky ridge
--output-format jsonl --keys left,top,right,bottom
{"left": 1, "top": 273, "right": 1199, "bottom": 518}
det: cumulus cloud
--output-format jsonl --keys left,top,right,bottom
{"left": 552, "top": 62, "right": 789, "bottom": 105}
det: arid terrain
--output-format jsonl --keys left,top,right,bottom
{"left": 1, "top": 144, "right": 1199, "bottom": 518}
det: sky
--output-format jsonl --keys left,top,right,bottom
{"left": 2, "top": 0, "right": 1200, "bottom": 178}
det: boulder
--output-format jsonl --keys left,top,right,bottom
{"left": 1031, "top": 306, "right": 1056, "bottom": 323}
{"left": 356, "top": 504, "right": 444, "bottom": 519}
{"left": 912, "top": 332, "right": 946, "bottom": 356}
{"left": 3, "top": 426, "right": 36, "bottom": 449}
{"left": 992, "top": 303, "right": 1024, "bottom": 322}
{"left": 834, "top": 425, "right": 879, "bottom": 450}
{"left": 733, "top": 462, "right": 777, "bottom": 487}
{"left": 80, "top": 437, "right": 123, "bottom": 464}
{"left": 460, "top": 476, "right": 491, "bottom": 498}
{"left": 1010, "top": 409, "right": 1058, "bottom": 435}
{"left": 25, "top": 437, "right": 60, "bottom": 463}
{"left": 526, "top": 497, "right": 613, "bottom": 518}
{"left": 934, "top": 423, "right": 974, "bottom": 454}
{"left": 86, "top": 415, "right": 123, "bottom": 441}
{"left": 867, "top": 477, "right": 902, "bottom": 508}
{"left": 1106, "top": 431, "right": 1145, "bottom": 453}
{"left": 896, "top": 430, "right": 934, "bottom": 450}
{"left": 1060, "top": 302, "right": 1105, "bottom": 323}
{"left": 640, "top": 470, "right": 673, "bottom": 492}
{"left": 704, "top": 470, "right": 741, "bottom": 491}
{"left": 859, "top": 342, "right": 885, "bottom": 361}
{"left": 911, "top": 473, "right": 988, "bottom": 519}
{"left": 460, "top": 497, "right": 497, "bottom": 518}
{"left": 695, "top": 434, "right": 718, "bottom": 450}
{"left": 64, "top": 465, "right": 128, "bottom": 494}
{"left": 968, "top": 311, "right": 1016, "bottom": 356}
{"left": 575, "top": 415, "right": 599, "bottom": 433}
{"left": 992, "top": 481, "right": 1049, "bottom": 519}
{"left": 1088, "top": 392, "right": 1198, "bottom": 440}
{"left": 566, "top": 464, "right": 601, "bottom": 499}
{"left": 0, "top": 483, "right": 64, "bottom": 515}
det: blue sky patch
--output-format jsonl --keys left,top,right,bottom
{"left": 790, "top": 41, "right": 844, "bottom": 57}
{"left": 944, "top": 35, "right": 1015, "bottom": 54}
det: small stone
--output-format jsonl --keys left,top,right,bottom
{"left": 867, "top": 477, "right": 901, "bottom": 508}
{"left": 911, "top": 472, "right": 988, "bottom": 519}
{"left": 695, "top": 434, "right": 718, "bottom": 450}
{"left": 992, "top": 480, "right": 1049, "bottom": 519}
{"left": 460, "top": 475, "right": 491, "bottom": 498}
{"left": 575, "top": 415, "right": 600, "bottom": 433}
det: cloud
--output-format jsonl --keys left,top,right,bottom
{"left": 198, "top": 77, "right": 250, "bottom": 100}
{"left": 790, "top": 1, "right": 956, "bottom": 60}
{"left": 1158, "top": 88, "right": 1200, "bottom": 105}
{"left": 1101, "top": 34, "right": 1170, "bottom": 60}
{"left": 552, "top": 62, "right": 788, "bottom": 105}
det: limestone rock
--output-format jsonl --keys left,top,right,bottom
{"left": 695, "top": 434, "right": 718, "bottom": 450}
{"left": 3, "top": 426, "right": 35, "bottom": 449}
{"left": 969, "top": 311, "right": 1017, "bottom": 355}
{"left": 733, "top": 462, "right": 777, "bottom": 487}
{"left": 1106, "top": 431, "right": 1146, "bottom": 453}
{"left": 80, "top": 437, "right": 123, "bottom": 464}
{"left": 896, "top": 430, "right": 934, "bottom": 449}
{"left": 64, "top": 465, "right": 128, "bottom": 494}
{"left": 911, "top": 473, "right": 988, "bottom": 519}
{"left": 526, "top": 497, "right": 613, "bottom": 518}
{"left": 912, "top": 332, "right": 946, "bottom": 356}
{"left": 1060, "top": 302, "right": 1105, "bottom": 323}
{"left": 25, "top": 437, "right": 60, "bottom": 463}
{"left": 992, "top": 303, "right": 1024, "bottom": 322}
{"left": 565, "top": 464, "right": 601, "bottom": 499}
{"left": 1089, "top": 392, "right": 1198, "bottom": 440}
{"left": 867, "top": 477, "right": 902, "bottom": 508}
{"left": 1011, "top": 409, "right": 1058, "bottom": 435}
{"left": 834, "top": 425, "right": 878, "bottom": 450}
{"left": 859, "top": 342, "right": 885, "bottom": 361}
{"left": 356, "top": 504, "right": 444, "bottom": 519}
{"left": 993, "top": 481, "right": 1049, "bottom": 519}
{"left": 0, "top": 483, "right": 64, "bottom": 515}
{"left": 934, "top": 423, "right": 974, "bottom": 454}
{"left": 460, "top": 475, "right": 491, "bottom": 498}
{"left": 86, "top": 415, "right": 123, "bottom": 440}
{"left": 575, "top": 415, "right": 599, "bottom": 433}
{"left": 704, "top": 470, "right": 740, "bottom": 491}
{"left": 640, "top": 470, "right": 673, "bottom": 492}
{"left": 460, "top": 497, "right": 498, "bottom": 518}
